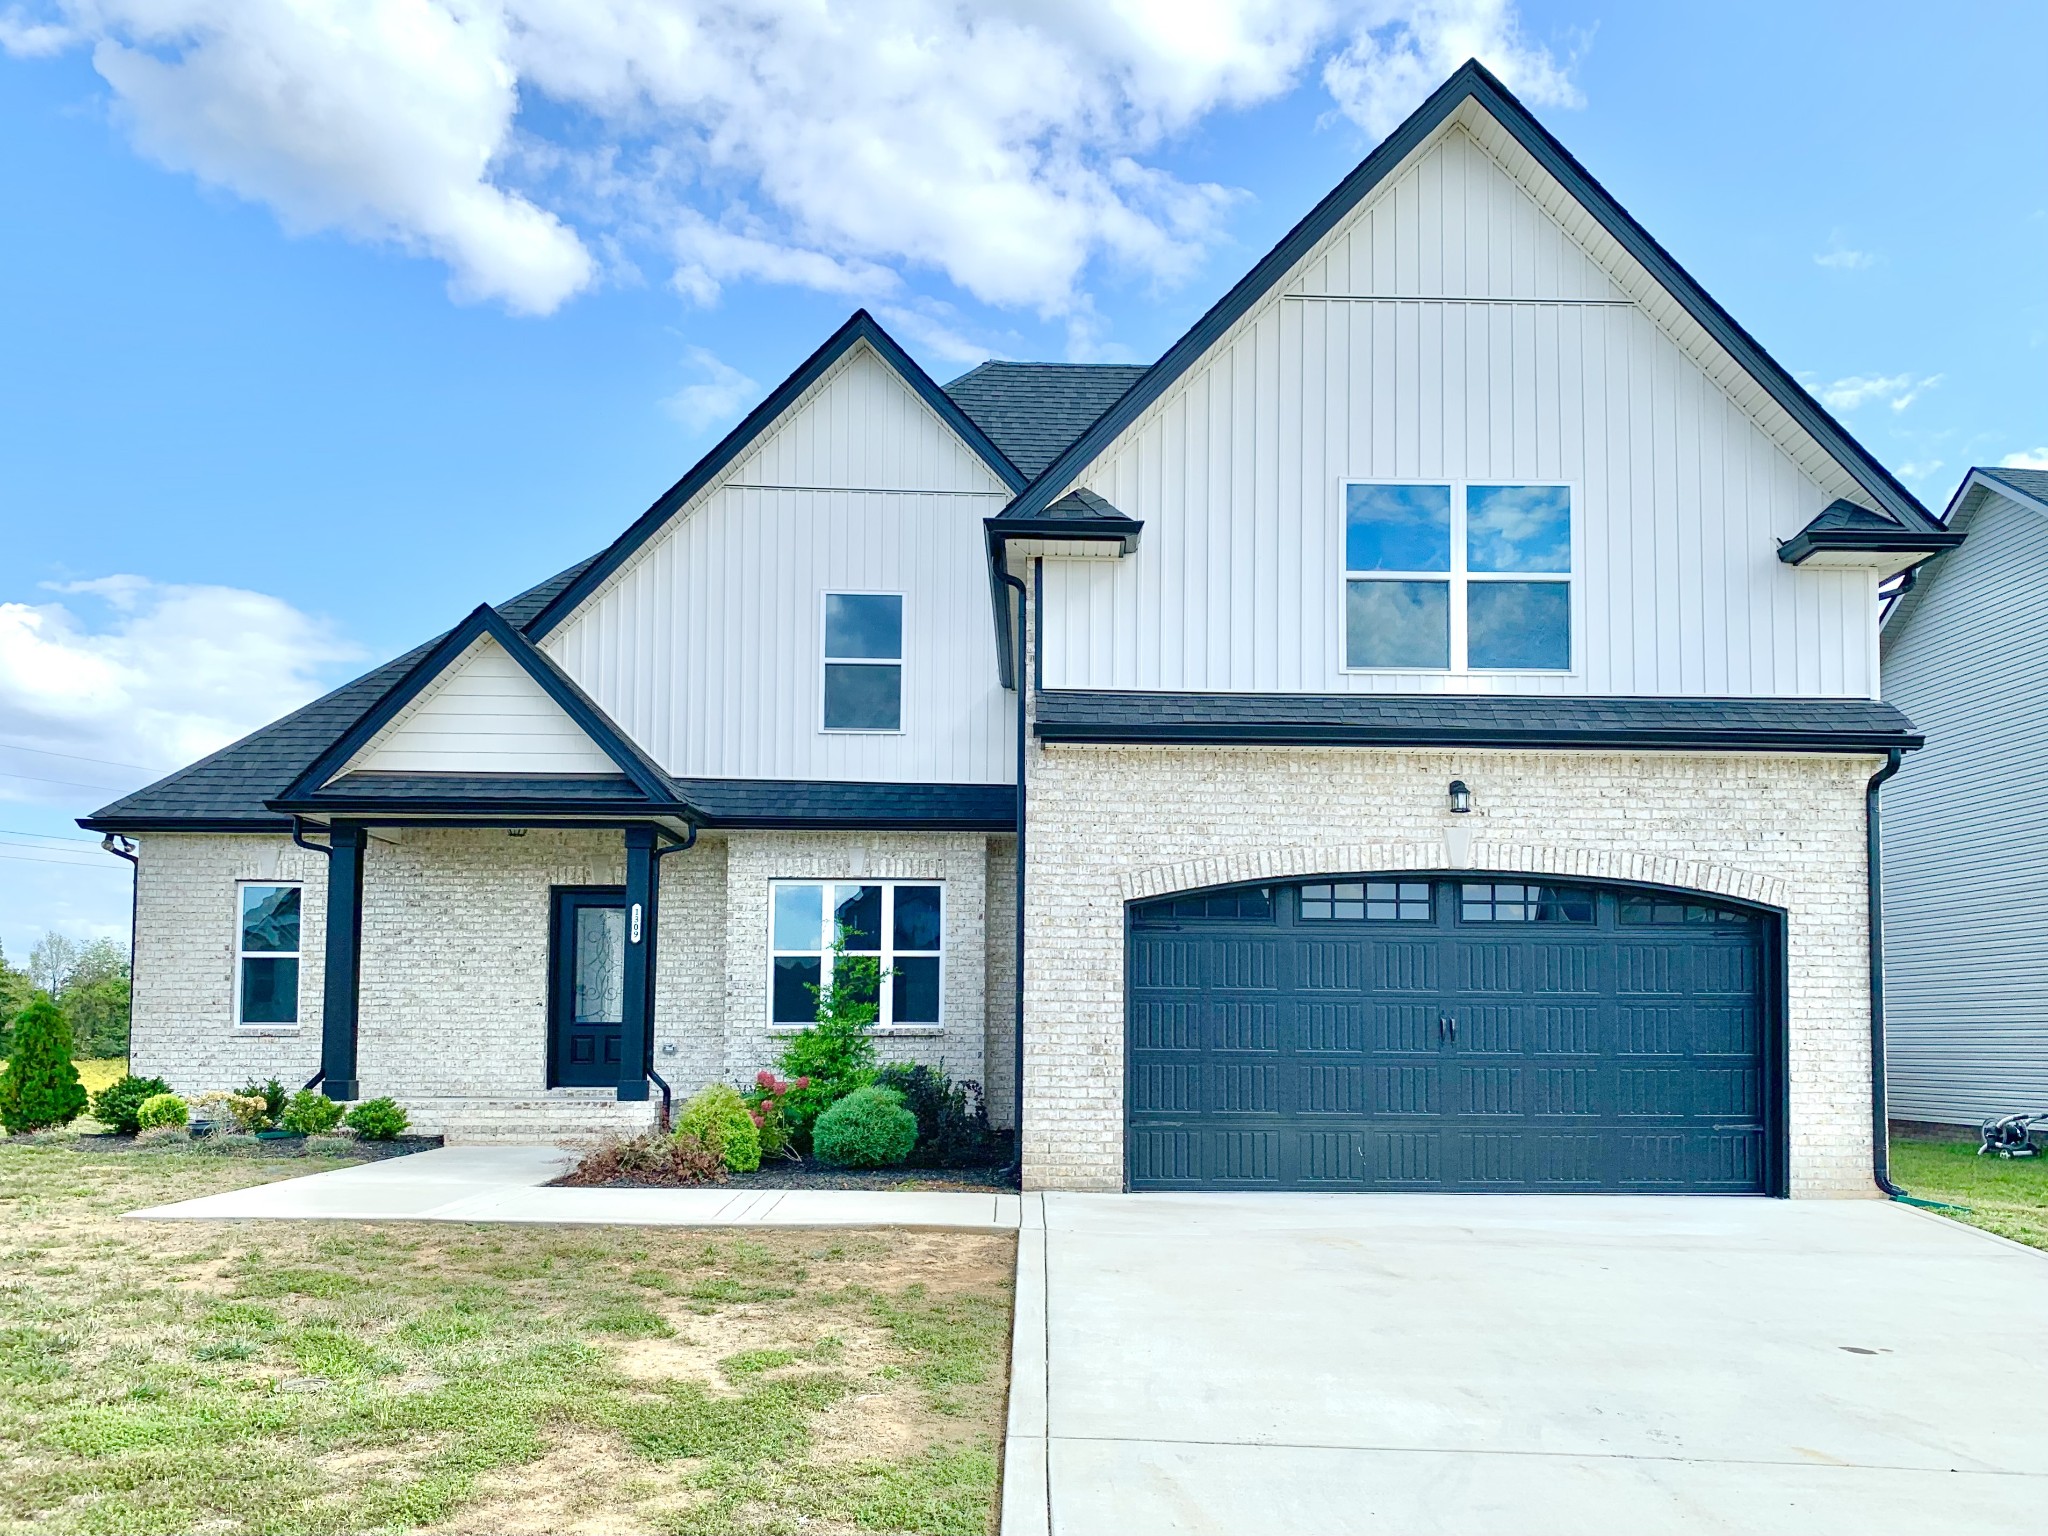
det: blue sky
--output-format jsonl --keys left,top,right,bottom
{"left": 2, "top": 0, "right": 2044, "bottom": 960}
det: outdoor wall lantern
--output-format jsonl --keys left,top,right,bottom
{"left": 1448, "top": 780, "right": 1473, "bottom": 814}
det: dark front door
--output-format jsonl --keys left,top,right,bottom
{"left": 549, "top": 887, "right": 628, "bottom": 1088}
{"left": 1126, "top": 876, "right": 1778, "bottom": 1193}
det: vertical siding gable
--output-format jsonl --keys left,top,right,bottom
{"left": 540, "top": 340, "right": 1014, "bottom": 783}
{"left": 1044, "top": 121, "right": 1873, "bottom": 699}
{"left": 1880, "top": 489, "right": 2048, "bottom": 1119}
{"left": 346, "top": 635, "right": 621, "bottom": 776}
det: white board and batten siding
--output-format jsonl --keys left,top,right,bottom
{"left": 348, "top": 635, "right": 619, "bottom": 776}
{"left": 1039, "top": 121, "right": 1879, "bottom": 699}
{"left": 1881, "top": 483, "right": 2048, "bottom": 1124}
{"left": 544, "top": 342, "right": 1016, "bottom": 784}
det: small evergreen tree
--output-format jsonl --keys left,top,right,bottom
{"left": 778, "top": 926, "right": 886, "bottom": 1140}
{"left": 0, "top": 941, "right": 29, "bottom": 1059}
{"left": 0, "top": 993, "right": 89, "bottom": 1134}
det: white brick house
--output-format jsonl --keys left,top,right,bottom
{"left": 86, "top": 63, "right": 1958, "bottom": 1195}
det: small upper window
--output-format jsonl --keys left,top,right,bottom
{"left": 822, "top": 593, "right": 903, "bottom": 732}
{"left": 236, "top": 883, "right": 302, "bottom": 1025}
{"left": 1618, "top": 895, "right": 1753, "bottom": 926}
{"left": 1343, "top": 482, "right": 1571, "bottom": 672}
{"left": 1459, "top": 882, "right": 1594, "bottom": 924}
{"left": 1300, "top": 881, "right": 1431, "bottom": 921}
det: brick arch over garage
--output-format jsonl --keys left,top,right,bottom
{"left": 1117, "top": 841, "right": 1791, "bottom": 913}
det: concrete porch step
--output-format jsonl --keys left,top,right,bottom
{"left": 397, "top": 1095, "right": 659, "bottom": 1145}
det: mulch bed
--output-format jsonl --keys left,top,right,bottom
{"left": 67, "top": 1131, "right": 445, "bottom": 1162}
{"left": 552, "top": 1131, "right": 1018, "bottom": 1192}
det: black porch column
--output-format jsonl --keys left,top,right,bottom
{"left": 617, "top": 825, "right": 656, "bottom": 1101}
{"left": 320, "top": 822, "right": 366, "bottom": 1101}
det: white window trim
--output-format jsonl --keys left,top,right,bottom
{"left": 1336, "top": 478, "right": 1579, "bottom": 677}
{"left": 233, "top": 880, "right": 303, "bottom": 1032}
{"left": 819, "top": 589, "right": 907, "bottom": 735}
{"left": 766, "top": 878, "right": 944, "bottom": 1035}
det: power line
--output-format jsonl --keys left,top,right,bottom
{"left": 0, "top": 769, "right": 133, "bottom": 793}
{"left": 0, "top": 827, "right": 100, "bottom": 844}
{"left": 0, "top": 849, "right": 126, "bottom": 871}
{"left": 0, "top": 740, "right": 149, "bottom": 772}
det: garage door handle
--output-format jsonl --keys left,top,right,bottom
{"left": 1439, "top": 1014, "right": 1456, "bottom": 1042}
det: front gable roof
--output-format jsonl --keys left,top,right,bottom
{"left": 275, "top": 604, "right": 671, "bottom": 808}
{"left": 994, "top": 58, "right": 1941, "bottom": 537}
{"left": 526, "top": 310, "right": 1026, "bottom": 641}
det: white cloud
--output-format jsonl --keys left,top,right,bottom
{"left": 0, "top": 4, "right": 72, "bottom": 54}
{"left": 1816, "top": 372, "right": 1942, "bottom": 413}
{"left": 1814, "top": 246, "right": 1876, "bottom": 271}
{"left": 1898, "top": 459, "right": 1945, "bottom": 483}
{"left": 661, "top": 345, "right": 756, "bottom": 433}
{"left": 1999, "top": 448, "right": 2048, "bottom": 471}
{"left": 1322, "top": 0, "right": 1581, "bottom": 139}
{"left": 0, "top": 576, "right": 363, "bottom": 811}
{"left": 16, "top": 1, "right": 1577, "bottom": 321}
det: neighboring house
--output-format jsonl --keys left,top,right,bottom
{"left": 1880, "top": 466, "right": 2048, "bottom": 1126}
{"left": 83, "top": 62, "right": 1960, "bottom": 1195}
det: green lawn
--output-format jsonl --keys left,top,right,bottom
{"left": 1891, "top": 1133, "right": 2048, "bottom": 1252}
{"left": 0, "top": 1137, "right": 1013, "bottom": 1535}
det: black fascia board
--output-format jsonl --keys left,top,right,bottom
{"left": 992, "top": 58, "right": 1942, "bottom": 537}
{"left": 1778, "top": 527, "right": 1965, "bottom": 566}
{"left": 78, "top": 814, "right": 292, "bottom": 835}
{"left": 276, "top": 604, "right": 671, "bottom": 805}
{"left": 984, "top": 515, "right": 1143, "bottom": 553}
{"left": 525, "top": 310, "right": 1026, "bottom": 641}
{"left": 1033, "top": 693, "right": 1924, "bottom": 753}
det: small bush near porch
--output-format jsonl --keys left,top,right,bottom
{"left": 0, "top": 1139, "right": 1014, "bottom": 1535}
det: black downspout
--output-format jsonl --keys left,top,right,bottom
{"left": 998, "top": 567, "right": 1028, "bottom": 1188}
{"left": 1867, "top": 748, "right": 1905, "bottom": 1198}
{"left": 100, "top": 834, "right": 139, "bottom": 1073}
{"left": 289, "top": 817, "right": 331, "bottom": 1091}
{"left": 646, "top": 822, "right": 701, "bottom": 1132}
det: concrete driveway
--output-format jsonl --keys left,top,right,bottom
{"left": 1009, "top": 1193, "right": 2048, "bottom": 1534}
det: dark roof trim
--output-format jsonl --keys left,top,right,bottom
{"left": 525, "top": 310, "right": 1026, "bottom": 640}
{"left": 1033, "top": 690, "right": 1923, "bottom": 753}
{"left": 276, "top": 605, "right": 671, "bottom": 806}
{"left": 671, "top": 778, "right": 1017, "bottom": 831}
{"left": 78, "top": 815, "right": 290, "bottom": 835}
{"left": 1778, "top": 530, "right": 1965, "bottom": 566}
{"left": 1971, "top": 465, "right": 2048, "bottom": 514}
{"left": 994, "top": 59, "right": 1941, "bottom": 536}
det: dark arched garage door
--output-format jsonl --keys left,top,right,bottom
{"left": 1126, "top": 877, "right": 1783, "bottom": 1194}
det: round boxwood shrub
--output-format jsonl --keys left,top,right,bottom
{"left": 343, "top": 1097, "right": 409, "bottom": 1141}
{"left": 136, "top": 1093, "right": 188, "bottom": 1131}
{"left": 280, "top": 1089, "right": 344, "bottom": 1136}
{"left": 90, "top": 1074, "right": 174, "bottom": 1136}
{"left": 0, "top": 995, "right": 88, "bottom": 1135}
{"left": 812, "top": 1085, "right": 917, "bottom": 1169}
{"left": 676, "top": 1083, "right": 762, "bottom": 1172}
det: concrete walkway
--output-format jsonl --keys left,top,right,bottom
{"left": 1004, "top": 1192, "right": 2048, "bottom": 1536}
{"left": 126, "top": 1144, "right": 1020, "bottom": 1230}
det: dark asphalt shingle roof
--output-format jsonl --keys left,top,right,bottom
{"left": 1797, "top": 499, "right": 1904, "bottom": 533}
{"left": 1978, "top": 466, "right": 2048, "bottom": 505}
{"left": 81, "top": 557, "right": 600, "bottom": 830}
{"left": 943, "top": 363, "right": 1149, "bottom": 480}
{"left": 1033, "top": 691, "right": 1922, "bottom": 752}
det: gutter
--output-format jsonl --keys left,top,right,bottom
{"left": 289, "top": 817, "right": 333, "bottom": 1090}
{"left": 647, "top": 822, "right": 702, "bottom": 1131}
{"left": 997, "top": 567, "right": 1029, "bottom": 1187}
{"left": 1867, "top": 749, "right": 1909, "bottom": 1200}
{"left": 99, "top": 834, "right": 139, "bottom": 1077}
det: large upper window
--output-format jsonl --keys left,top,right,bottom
{"left": 770, "top": 881, "right": 943, "bottom": 1026}
{"left": 822, "top": 593, "right": 903, "bottom": 732}
{"left": 236, "top": 883, "right": 301, "bottom": 1026}
{"left": 1343, "top": 482, "right": 1572, "bottom": 672}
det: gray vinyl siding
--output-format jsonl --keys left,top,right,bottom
{"left": 1881, "top": 489, "right": 2048, "bottom": 1124}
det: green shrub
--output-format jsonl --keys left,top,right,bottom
{"left": 343, "top": 1098, "right": 409, "bottom": 1141}
{"left": 777, "top": 927, "right": 884, "bottom": 1145}
{"left": 874, "top": 1063, "right": 995, "bottom": 1167}
{"left": 136, "top": 1093, "right": 188, "bottom": 1131}
{"left": 236, "top": 1078, "right": 287, "bottom": 1130}
{"left": 89, "top": 1074, "right": 173, "bottom": 1136}
{"left": 280, "top": 1090, "right": 344, "bottom": 1136}
{"left": 0, "top": 994, "right": 88, "bottom": 1134}
{"left": 676, "top": 1084, "right": 762, "bottom": 1172}
{"left": 811, "top": 1084, "right": 917, "bottom": 1168}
